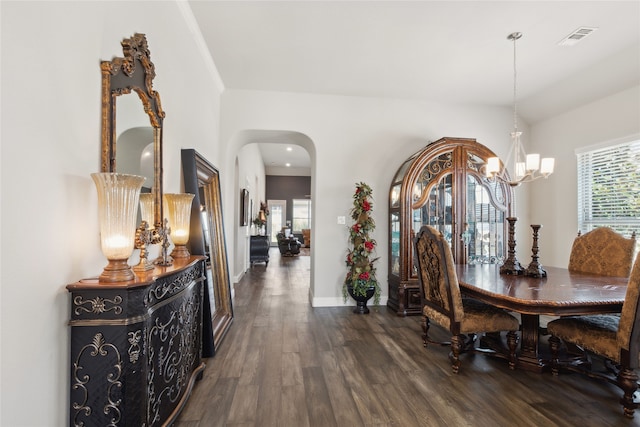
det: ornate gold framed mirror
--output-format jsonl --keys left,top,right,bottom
{"left": 182, "top": 149, "right": 234, "bottom": 355}
{"left": 101, "top": 33, "right": 165, "bottom": 227}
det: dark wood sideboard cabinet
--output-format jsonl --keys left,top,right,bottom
{"left": 250, "top": 235, "right": 270, "bottom": 265}
{"left": 66, "top": 256, "right": 206, "bottom": 427}
{"left": 388, "top": 137, "right": 512, "bottom": 316}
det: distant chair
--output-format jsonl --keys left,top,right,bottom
{"left": 302, "top": 228, "right": 311, "bottom": 248}
{"left": 277, "top": 232, "right": 301, "bottom": 256}
{"left": 548, "top": 255, "right": 640, "bottom": 418}
{"left": 414, "top": 225, "right": 519, "bottom": 373}
{"left": 568, "top": 227, "right": 636, "bottom": 277}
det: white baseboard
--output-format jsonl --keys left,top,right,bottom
{"left": 233, "top": 271, "right": 244, "bottom": 284}
{"left": 308, "top": 288, "right": 388, "bottom": 308}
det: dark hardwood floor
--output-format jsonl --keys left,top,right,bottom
{"left": 175, "top": 248, "right": 639, "bottom": 426}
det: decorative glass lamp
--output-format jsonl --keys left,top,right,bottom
{"left": 91, "top": 172, "right": 146, "bottom": 282}
{"left": 164, "top": 193, "right": 195, "bottom": 259}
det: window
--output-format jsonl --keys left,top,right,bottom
{"left": 577, "top": 138, "right": 640, "bottom": 238}
{"left": 292, "top": 199, "right": 311, "bottom": 231}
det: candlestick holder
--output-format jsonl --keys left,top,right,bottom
{"left": 500, "top": 217, "right": 523, "bottom": 275}
{"left": 525, "top": 224, "right": 547, "bottom": 278}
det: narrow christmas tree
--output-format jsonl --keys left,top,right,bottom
{"left": 343, "top": 182, "right": 381, "bottom": 312}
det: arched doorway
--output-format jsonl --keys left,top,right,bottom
{"left": 229, "top": 129, "right": 317, "bottom": 302}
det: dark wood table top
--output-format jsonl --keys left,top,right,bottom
{"left": 455, "top": 264, "right": 628, "bottom": 316}
{"left": 66, "top": 256, "right": 206, "bottom": 290}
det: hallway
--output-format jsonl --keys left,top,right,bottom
{"left": 175, "top": 248, "right": 634, "bottom": 426}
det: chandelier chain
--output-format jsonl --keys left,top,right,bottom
{"left": 512, "top": 33, "right": 519, "bottom": 132}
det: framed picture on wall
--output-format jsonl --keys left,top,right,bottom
{"left": 240, "top": 188, "right": 249, "bottom": 226}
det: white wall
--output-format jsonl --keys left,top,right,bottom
{"left": 529, "top": 85, "right": 640, "bottom": 268}
{"left": 234, "top": 143, "right": 266, "bottom": 280}
{"left": 223, "top": 90, "right": 531, "bottom": 306}
{"left": 0, "top": 2, "right": 223, "bottom": 425}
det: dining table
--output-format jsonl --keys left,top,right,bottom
{"left": 455, "top": 263, "right": 629, "bottom": 372}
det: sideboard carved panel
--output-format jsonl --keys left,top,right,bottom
{"left": 67, "top": 256, "right": 206, "bottom": 427}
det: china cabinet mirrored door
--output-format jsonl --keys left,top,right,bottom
{"left": 388, "top": 137, "right": 512, "bottom": 316}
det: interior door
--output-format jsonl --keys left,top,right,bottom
{"left": 267, "top": 200, "right": 286, "bottom": 245}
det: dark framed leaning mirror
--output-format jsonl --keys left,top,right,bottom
{"left": 182, "top": 149, "right": 233, "bottom": 356}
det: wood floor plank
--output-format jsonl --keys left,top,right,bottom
{"left": 226, "top": 384, "right": 259, "bottom": 425}
{"left": 281, "top": 351, "right": 304, "bottom": 387}
{"left": 255, "top": 384, "right": 281, "bottom": 426}
{"left": 302, "top": 366, "right": 338, "bottom": 427}
{"left": 297, "top": 322, "right": 322, "bottom": 368}
{"left": 175, "top": 249, "right": 640, "bottom": 427}
{"left": 319, "top": 351, "right": 364, "bottom": 426}
{"left": 282, "top": 319, "right": 299, "bottom": 353}
{"left": 333, "top": 346, "right": 391, "bottom": 425}
{"left": 373, "top": 332, "right": 423, "bottom": 372}
{"left": 280, "top": 384, "right": 311, "bottom": 427}
{"left": 183, "top": 377, "right": 237, "bottom": 427}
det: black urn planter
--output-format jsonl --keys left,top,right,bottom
{"left": 347, "top": 286, "right": 376, "bottom": 314}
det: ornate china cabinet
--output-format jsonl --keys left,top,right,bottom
{"left": 67, "top": 256, "right": 206, "bottom": 426}
{"left": 388, "top": 137, "right": 513, "bottom": 316}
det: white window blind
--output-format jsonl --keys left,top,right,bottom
{"left": 577, "top": 139, "right": 640, "bottom": 237}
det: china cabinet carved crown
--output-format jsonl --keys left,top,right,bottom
{"left": 388, "top": 137, "right": 512, "bottom": 316}
{"left": 66, "top": 34, "right": 206, "bottom": 427}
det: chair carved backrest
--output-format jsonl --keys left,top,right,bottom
{"left": 568, "top": 227, "right": 636, "bottom": 277}
{"left": 617, "top": 257, "right": 640, "bottom": 368}
{"left": 414, "top": 226, "right": 465, "bottom": 324}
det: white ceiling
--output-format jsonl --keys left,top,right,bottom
{"left": 187, "top": 1, "right": 640, "bottom": 172}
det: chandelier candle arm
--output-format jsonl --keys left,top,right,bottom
{"left": 540, "top": 158, "right": 555, "bottom": 175}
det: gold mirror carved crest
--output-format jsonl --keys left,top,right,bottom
{"left": 101, "top": 33, "right": 165, "bottom": 227}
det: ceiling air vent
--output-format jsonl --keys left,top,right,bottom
{"left": 558, "top": 27, "right": 598, "bottom": 46}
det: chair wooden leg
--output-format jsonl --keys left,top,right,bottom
{"left": 549, "top": 335, "right": 561, "bottom": 376}
{"left": 421, "top": 315, "right": 429, "bottom": 348}
{"left": 450, "top": 334, "right": 462, "bottom": 374}
{"left": 618, "top": 367, "right": 639, "bottom": 418}
{"left": 507, "top": 331, "right": 518, "bottom": 370}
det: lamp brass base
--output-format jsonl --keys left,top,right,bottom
{"left": 171, "top": 244, "right": 191, "bottom": 259}
{"left": 99, "top": 259, "right": 135, "bottom": 282}
{"left": 133, "top": 259, "right": 155, "bottom": 272}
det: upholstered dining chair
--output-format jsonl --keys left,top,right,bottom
{"left": 548, "top": 255, "right": 640, "bottom": 418}
{"left": 568, "top": 227, "right": 636, "bottom": 277}
{"left": 414, "top": 225, "right": 519, "bottom": 373}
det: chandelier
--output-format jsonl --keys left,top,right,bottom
{"left": 486, "top": 32, "right": 555, "bottom": 187}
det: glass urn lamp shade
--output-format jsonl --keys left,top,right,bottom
{"left": 164, "top": 193, "right": 195, "bottom": 258}
{"left": 139, "top": 193, "right": 155, "bottom": 229}
{"left": 91, "top": 172, "right": 146, "bottom": 282}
